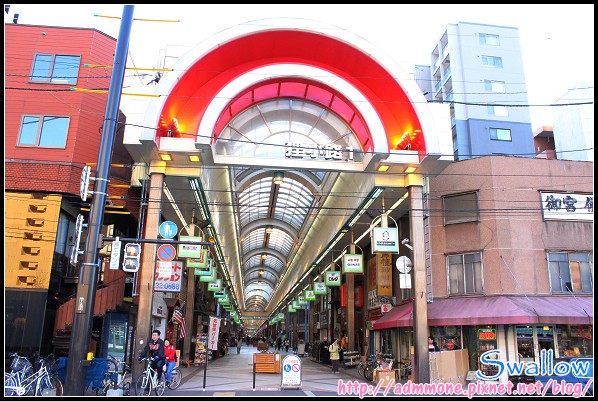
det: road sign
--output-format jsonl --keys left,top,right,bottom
{"left": 281, "top": 355, "right": 302, "bottom": 389}
{"left": 157, "top": 244, "right": 176, "bottom": 262}
{"left": 396, "top": 256, "right": 413, "bottom": 273}
{"left": 159, "top": 221, "right": 177, "bottom": 239}
{"left": 80, "top": 165, "right": 92, "bottom": 201}
{"left": 109, "top": 238, "right": 122, "bottom": 270}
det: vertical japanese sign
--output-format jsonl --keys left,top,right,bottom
{"left": 208, "top": 316, "right": 221, "bottom": 351}
{"left": 377, "top": 253, "right": 393, "bottom": 296}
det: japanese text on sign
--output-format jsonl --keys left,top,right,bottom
{"left": 377, "top": 253, "right": 393, "bottom": 296}
{"left": 208, "top": 316, "right": 221, "bottom": 351}
{"left": 285, "top": 142, "right": 354, "bottom": 161}
{"left": 154, "top": 260, "right": 183, "bottom": 292}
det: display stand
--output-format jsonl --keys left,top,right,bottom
{"left": 194, "top": 333, "right": 208, "bottom": 365}
{"left": 343, "top": 351, "right": 360, "bottom": 367}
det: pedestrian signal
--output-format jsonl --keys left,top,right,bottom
{"left": 123, "top": 243, "right": 141, "bottom": 272}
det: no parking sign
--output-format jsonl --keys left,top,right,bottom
{"left": 281, "top": 354, "right": 302, "bottom": 389}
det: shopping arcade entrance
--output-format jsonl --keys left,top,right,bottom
{"left": 122, "top": 17, "right": 454, "bottom": 381}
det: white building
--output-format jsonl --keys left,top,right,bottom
{"left": 418, "top": 22, "right": 535, "bottom": 160}
{"left": 552, "top": 84, "right": 594, "bottom": 162}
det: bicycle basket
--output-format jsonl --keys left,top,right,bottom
{"left": 11, "top": 356, "right": 32, "bottom": 372}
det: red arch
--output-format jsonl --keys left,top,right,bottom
{"left": 212, "top": 77, "right": 373, "bottom": 151}
{"left": 158, "top": 29, "right": 425, "bottom": 153}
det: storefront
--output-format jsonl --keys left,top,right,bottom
{"left": 372, "top": 295, "right": 593, "bottom": 383}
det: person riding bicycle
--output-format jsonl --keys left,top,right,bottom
{"left": 163, "top": 338, "right": 177, "bottom": 386}
{"left": 138, "top": 329, "right": 166, "bottom": 382}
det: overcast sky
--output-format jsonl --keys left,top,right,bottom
{"left": 5, "top": 4, "right": 594, "bottom": 129}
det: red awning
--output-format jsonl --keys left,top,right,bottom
{"left": 371, "top": 295, "right": 593, "bottom": 330}
{"left": 522, "top": 295, "right": 594, "bottom": 325}
{"left": 372, "top": 302, "right": 413, "bottom": 330}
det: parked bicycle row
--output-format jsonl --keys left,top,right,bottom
{"left": 5, "top": 352, "right": 63, "bottom": 396}
{"left": 5, "top": 351, "right": 182, "bottom": 396}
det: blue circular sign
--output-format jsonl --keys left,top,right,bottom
{"left": 159, "top": 221, "right": 177, "bottom": 239}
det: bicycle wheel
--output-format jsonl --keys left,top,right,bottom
{"left": 5, "top": 373, "right": 18, "bottom": 396}
{"left": 357, "top": 362, "right": 365, "bottom": 378}
{"left": 122, "top": 381, "right": 131, "bottom": 396}
{"left": 168, "top": 368, "right": 182, "bottom": 389}
{"left": 36, "top": 374, "right": 63, "bottom": 396}
{"left": 135, "top": 374, "right": 152, "bottom": 396}
{"left": 364, "top": 364, "right": 375, "bottom": 382}
{"left": 154, "top": 377, "right": 166, "bottom": 396}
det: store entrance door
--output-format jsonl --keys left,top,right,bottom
{"left": 515, "top": 325, "right": 555, "bottom": 363}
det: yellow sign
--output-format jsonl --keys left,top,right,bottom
{"left": 377, "top": 253, "right": 393, "bottom": 296}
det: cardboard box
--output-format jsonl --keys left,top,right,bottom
{"left": 375, "top": 369, "right": 396, "bottom": 387}
{"left": 429, "top": 349, "right": 469, "bottom": 386}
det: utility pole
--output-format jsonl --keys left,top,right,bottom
{"left": 408, "top": 181, "right": 430, "bottom": 383}
{"left": 64, "top": 5, "right": 134, "bottom": 395}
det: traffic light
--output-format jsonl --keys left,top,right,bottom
{"left": 122, "top": 243, "right": 141, "bottom": 272}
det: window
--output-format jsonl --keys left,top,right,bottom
{"left": 487, "top": 105, "right": 509, "bottom": 117}
{"left": 30, "top": 54, "right": 80, "bottom": 84}
{"left": 484, "top": 80, "right": 506, "bottom": 93}
{"left": 17, "top": 115, "right": 70, "bottom": 148}
{"left": 443, "top": 192, "right": 479, "bottom": 225}
{"left": 481, "top": 56, "right": 503, "bottom": 68}
{"left": 548, "top": 252, "right": 593, "bottom": 294}
{"left": 490, "top": 128, "right": 511, "bottom": 141}
{"left": 448, "top": 252, "right": 483, "bottom": 295}
{"left": 479, "top": 34, "right": 500, "bottom": 46}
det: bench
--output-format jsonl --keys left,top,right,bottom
{"left": 179, "top": 359, "right": 192, "bottom": 368}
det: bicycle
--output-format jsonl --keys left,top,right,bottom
{"left": 166, "top": 365, "right": 182, "bottom": 390}
{"left": 357, "top": 355, "right": 377, "bottom": 382}
{"left": 5, "top": 353, "right": 63, "bottom": 396}
{"left": 396, "top": 358, "right": 412, "bottom": 381}
{"left": 95, "top": 354, "right": 132, "bottom": 396}
{"left": 134, "top": 357, "right": 167, "bottom": 396}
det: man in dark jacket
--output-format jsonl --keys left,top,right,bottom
{"left": 139, "top": 329, "right": 166, "bottom": 381}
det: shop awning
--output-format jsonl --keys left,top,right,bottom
{"left": 371, "top": 295, "right": 593, "bottom": 330}
{"left": 371, "top": 302, "right": 413, "bottom": 330}
{"left": 522, "top": 295, "right": 594, "bottom": 325}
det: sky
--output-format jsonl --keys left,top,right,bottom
{"left": 5, "top": 4, "right": 594, "bottom": 129}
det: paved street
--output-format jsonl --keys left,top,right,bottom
{"left": 160, "top": 345, "right": 378, "bottom": 397}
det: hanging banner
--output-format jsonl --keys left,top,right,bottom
{"left": 186, "top": 248, "right": 208, "bottom": 269}
{"left": 177, "top": 235, "right": 203, "bottom": 258}
{"left": 372, "top": 227, "right": 399, "bottom": 253}
{"left": 325, "top": 271, "right": 341, "bottom": 286}
{"left": 288, "top": 304, "right": 296, "bottom": 313}
{"left": 377, "top": 253, "right": 393, "bottom": 296}
{"left": 305, "top": 290, "right": 316, "bottom": 301}
{"left": 292, "top": 300, "right": 300, "bottom": 309}
{"left": 343, "top": 253, "right": 364, "bottom": 274}
{"left": 208, "top": 316, "right": 221, "bottom": 351}
{"left": 277, "top": 312, "right": 285, "bottom": 320}
{"left": 314, "top": 281, "right": 327, "bottom": 295}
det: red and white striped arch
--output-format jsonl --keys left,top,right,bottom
{"left": 144, "top": 18, "right": 432, "bottom": 155}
